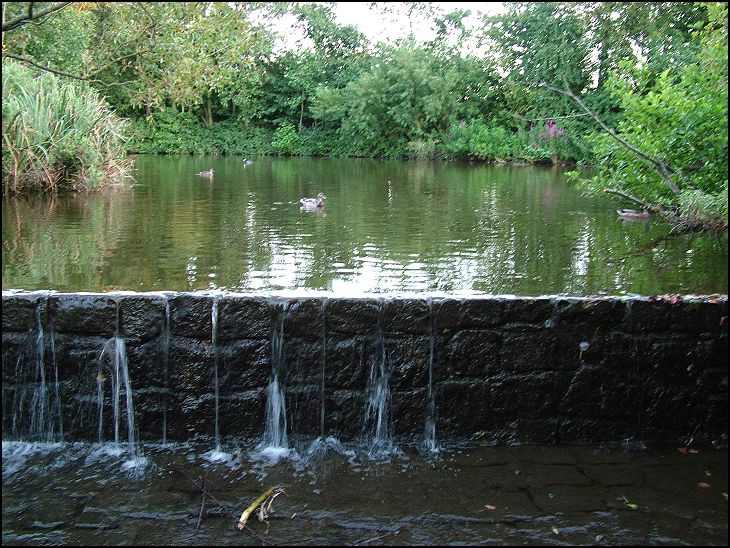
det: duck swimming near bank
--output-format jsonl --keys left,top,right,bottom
{"left": 617, "top": 208, "right": 649, "bottom": 219}
{"left": 197, "top": 169, "right": 214, "bottom": 178}
{"left": 243, "top": 158, "right": 254, "bottom": 166}
{"left": 300, "top": 192, "right": 326, "bottom": 210}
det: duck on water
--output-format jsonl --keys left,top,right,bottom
{"left": 300, "top": 192, "right": 326, "bottom": 210}
{"left": 617, "top": 208, "right": 650, "bottom": 219}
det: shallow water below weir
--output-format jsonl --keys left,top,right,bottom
{"left": 2, "top": 441, "right": 727, "bottom": 546}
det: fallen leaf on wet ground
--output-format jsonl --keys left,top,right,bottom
{"left": 617, "top": 495, "right": 639, "bottom": 510}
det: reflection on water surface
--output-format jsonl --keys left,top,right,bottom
{"left": 2, "top": 156, "right": 727, "bottom": 295}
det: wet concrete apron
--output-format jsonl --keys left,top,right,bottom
{"left": 2, "top": 442, "right": 727, "bottom": 545}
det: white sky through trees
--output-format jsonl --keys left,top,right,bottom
{"left": 269, "top": 2, "right": 506, "bottom": 52}
{"left": 333, "top": 2, "right": 506, "bottom": 44}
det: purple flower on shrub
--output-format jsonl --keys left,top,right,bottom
{"left": 539, "top": 118, "right": 566, "bottom": 139}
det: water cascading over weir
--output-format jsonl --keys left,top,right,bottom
{"left": 2, "top": 291, "right": 728, "bottom": 448}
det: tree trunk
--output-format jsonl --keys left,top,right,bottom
{"left": 204, "top": 98, "right": 213, "bottom": 127}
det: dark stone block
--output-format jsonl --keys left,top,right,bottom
{"left": 497, "top": 418, "right": 560, "bottom": 445}
{"left": 218, "top": 296, "right": 273, "bottom": 340}
{"left": 442, "top": 329, "right": 500, "bottom": 378}
{"left": 558, "top": 364, "right": 642, "bottom": 420}
{"left": 669, "top": 300, "right": 722, "bottom": 335}
{"left": 627, "top": 299, "right": 672, "bottom": 333}
{"left": 555, "top": 332, "right": 635, "bottom": 372}
{"left": 52, "top": 333, "right": 110, "bottom": 382}
{"left": 50, "top": 295, "right": 117, "bottom": 336}
{"left": 697, "top": 367, "right": 729, "bottom": 404}
{"left": 2, "top": 294, "right": 40, "bottom": 331}
{"left": 324, "top": 389, "right": 366, "bottom": 440}
{"left": 2, "top": 331, "right": 32, "bottom": 384}
{"left": 2, "top": 384, "right": 16, "bottom": 437}
{"left": 170, "top": 294, "right": 213, "bottom": 339}
{"left": 558, "top": 418, "right": 639, "bottom": 444}
{"left": 692, "top": 337, "right": 728, "bottom": 369}
{"left": 218, "top": 389, "right": 266, "bottom": 441}
{"left": 501, "top": 297, "right": 554, "bottom": 325}
{"left": 436, "top": 380, "right": 500, "bottom": 439}
{"left": 325, "top": 335, "right": 371, "bottom": 390}
{"left": 488, "top": 372, "right": 571, "bottom": 419}
{"left": 284, "top": 337, "right": 323, "bottom": 385}
{"left": 382, "top": 298, "right": 431, "bottom": 334}
{"left": 634, "top": 336, "right": 699, "bottom": 384}
{"left": 554, "top": 298, "right": 627, "bottom": 332}
{"left": 640, "top": 376, "right": 707, "bottom": 433}
{"left": 61, "top": 389, "right": 100, "bottom": 441}
{"left": 125, "top": 339, "right": 166, "bottom": 388}
{"left": 703, "top": 398, "right": 728, "bottom": 443}
{"left": 170, "top": 391, "right": 217, "bottom": 442}
{"left": 120, "top": 295, "right": 166, "bottom": 341}
{"left": 326, "top": 298, "right": 380, "bottom": 334}
{"left": 500, "top": 330, "right": 556, "bottom": 372}
{"left": 132, "top": 387, "right": 165, "bottom": 440}
{"left": 167, "top": 337, "right": 215, "bottom": 395}
{"left": 219, "top": 339, "right": 271, "bottom": 392}
{"left": 284, "top": 298, "right": 324, "bottom": 340}
{"left": 385, "top": 335, "right": 430, "bottom": 390}
{"left": 286, "top": 384, "right": 323, "bottom": 437}
{"left": 433, "top": 298, "right": 502, "bottom": 329}
{"left": 391, "top": 388, "right": 428, "bottom": 440}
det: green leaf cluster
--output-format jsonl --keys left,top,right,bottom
{"left": 2, "top": 59, "right": 129, "bottom": 194}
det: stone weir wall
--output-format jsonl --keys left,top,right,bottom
{"left": 2, "top": 291, "right": 727, "bottom": 446}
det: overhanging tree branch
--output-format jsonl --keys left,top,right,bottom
{"left": 2, "top": 51, "right": 89, "bottom": 80}
{"left": 2, "top": 2, "right": 73, "bottom": 32}
{"left": 541, "top": 77, "right": 683, "bottom": 196}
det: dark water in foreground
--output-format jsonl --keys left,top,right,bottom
{"left": 2, "top": 156, "right": 727, "bottom": 296}
{"left": 2, "top": 441, "right": 727, "bottom": 545}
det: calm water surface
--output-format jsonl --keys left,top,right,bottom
{"left": 2, "top": 156, "right": 727, "bottom": 295}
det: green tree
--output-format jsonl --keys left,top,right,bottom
{"left": 569, "top": 3, "right": 728, "bottom": 232}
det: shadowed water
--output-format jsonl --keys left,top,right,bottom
{"left": 2, "top": 440, "right": 727, "bottom": 546}
{"left": 2, "top": 156, "right": 727, "bottom": 296}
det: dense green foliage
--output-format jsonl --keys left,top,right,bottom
{"left": 1, "top": 2, "right": 727, "bottom": 230}
{"left": 2, "top": 60, "right": 129, "bottom": 194}
{"left": 574, "top": 3, "right": 728, "bottom": 231}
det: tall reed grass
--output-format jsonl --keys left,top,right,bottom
{"left": 2, "top": 60, "right": 130, "bottom": 194}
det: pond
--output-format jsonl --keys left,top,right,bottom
{"left": 2, "top": 156, "right": 728, "bottom": 295}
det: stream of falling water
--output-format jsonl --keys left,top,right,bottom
{"left": 363, "top": 301, "right": 395, "bottom": 456}
{"left": 96, "top": 300, "right": 139, "bottom": 458}
{"left": 424, "top": 297, "right": 438, "bottom": 452}
{"left": 256, "top": 302, "right": 289, "bottom": 462}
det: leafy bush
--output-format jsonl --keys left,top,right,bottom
{"left": 127, "top": 110, "right": 275, "bottom": 155}
{"left": 271, "top": 123, "right": 300, "bottom": 155}
{"left": 2, "top": 59, "right": 129, "bottom": 194}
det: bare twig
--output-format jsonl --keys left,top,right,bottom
{"left": 196, "top": 471, "right": 208, "bottom": 530}
{"left": 172, "top": 467, "right": 270, "bottom": 545}
{"left": 603, "top": 188, "right": 658, "bottom": 210}
{"left": 353, "top": 530, "right": 400, "bottom": 545}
